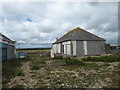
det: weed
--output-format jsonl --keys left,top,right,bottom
{"left": 30, "top": 65, "right": 39, "bottom": 70}
{"left": 53, "top": 56, "right": 63, "bottom": 60}
{"left": 63, "top": 58, "right": 85, "bottom": 66}
{"left": 21, "top": 79, "right": 24, "bottom": 81}
{"left": 82, "top": 54, "right": 120, "bottom": 62}
{"left": 2, "top": 79, "right": 9, "bottom": 84}
{"left": 47, "top": 77, "right": 50, "bottom": 79}
{"left": 12, "top": 85, "right": 24, "bottom": 89}
{"left": 17, "top": 70, "right": 25, "bottom": 76}
{"left": 31, "top": 74, "right": 36, "bottom": 77}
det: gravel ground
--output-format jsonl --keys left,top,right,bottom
{"left": 3, "top": 56, "right": 119, "bottom": 88}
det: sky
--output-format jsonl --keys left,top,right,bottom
{"left": 0, "top": 2, "right": 118, "bottom": 48}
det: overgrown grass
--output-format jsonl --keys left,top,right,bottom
{"left": 2, "top": 59, "right": 23, "bottom": 85}
{"left": 52, "top": 56, "right": 63, "bottom": 60}
{"left": 30, "top": 59, "right": 46, "bottom": 70}
{"left": 12, "top": 85, "right": 24, "bottom": 89}
{"left": 30, "top": 65, "right": 39, "bottom": 70}
{"left": 17, "top": 70, "right": 25, "bottom": 76}
{"left": 82, "top": 54, "right": 120, "bottom": 62}
{"left": 62, "top": 57, "right": 85, "bottom": 66}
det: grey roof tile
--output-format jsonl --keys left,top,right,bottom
{"left": 54, "top": 27, "right": 106, "bottom": 44}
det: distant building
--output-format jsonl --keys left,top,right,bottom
{"left": 110, "top": 45, "right": 120, "bottom": 53}
{"left": 0, "top": 33, "right": 16, "bottom": 61}
{"left": 105, "top": 44, "right": 111, "bottom": 54}
{"left": 51, "top": 27, "right": 106, "bottom": 58}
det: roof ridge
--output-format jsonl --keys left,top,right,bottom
{"left": 53, "top": 27, "right": 105, "bottom": 44}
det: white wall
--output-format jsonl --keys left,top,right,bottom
{"left": 0, "top": 35, "right": 2, "bottom": 43}
{"left": 51, "top": 43, "right": 60, "bottom": 58}
{"left": 62, "top": 41, "right": 71, "bottom": 55}
{"left": 72, "top": 41, "right": 76, "bottom": 56}
{"left": 58, "top": 43, "right": 61, "bottom": 53}
{"left": 51, "top": 40, "right": 77, "bottom": 57}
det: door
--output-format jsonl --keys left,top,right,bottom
{"left": 2, "top": 48, "right": 7, "bottom": 61}
{"left": 2, "top": 43, "right": 8, "bottom": 61}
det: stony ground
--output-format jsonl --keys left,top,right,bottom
{"left": 2, "top": 55, "right": 120, "bottom": 88}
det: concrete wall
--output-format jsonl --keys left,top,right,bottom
{"left": 105, "top": 44, "right": 111, "bottom": 54}
{"left": 87, "top": 41, "right": 105, "bottom": 55}
{"left": 51, "top": 44, "right": 57, "bottom": 58}
{"left": 51, "top": 40, "right": 105, "bottom": 58}
{"left": 7, "top": 45, "right": 15, "bottom": 60}
{"left": 76, "top": 40, "right": 105, "bottom": 57}
{"left": 0, "top": 37, "right": 2, "bottom": 62}
{"left": 76, "top": 41, "right": 84, "bottom": 57}
{"left": 0, "top": 50, "right": 1, "bottom": 62}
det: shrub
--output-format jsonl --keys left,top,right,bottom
{"left": 82, "top": 57, "right": 94, "bottom": 61}
{"left": 17, "top": 70, "right": 25, "bottom": 76}
{"left": 40, "top": 61, "right": 46, "bottom": 64}
{"left": 30, "top": 65, "right": 39, "bottom": 70}
{"left": 63, "top": 58, "right": 85, "bottom": 66}
{"left": 64, "top": 56, "right": 72, "bottom": 60}
{"left": 12, "top": 85, "right": 24, "bottom": 88}
{"left": 82, "top": 54, "right": 119, "bottom": 62}
{"left": 2, "top": 79, "right": 10, "bottom": 84}
{"left": 53, "top": 56, "right": 63, "bottom": 60}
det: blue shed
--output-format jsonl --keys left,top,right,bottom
{"left": 0, "top": 33, "right": 16, "bottom": 61}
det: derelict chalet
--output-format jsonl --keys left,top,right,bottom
{"left": 51, "top": 27, "right": 106, "bottom": 58}
{"left": 0, "top": 33, "right": 16, "bottom": 61}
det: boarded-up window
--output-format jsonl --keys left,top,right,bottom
{"left": 67, "top": 45, "right": 71, "bottom": 55}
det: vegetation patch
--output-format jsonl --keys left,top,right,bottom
{"left": 12, "top": 85, "right": 24, "bottom": 89}
{"left": 30, "top": 60, "right": 46, "bottom": 70}
{"left": 30, "top": 65, "right": 39, "bottom": 70}
{"left": 82, "top": 54, "right": 120, "bottom": 62}
{"left": 62, "top": 57, "right": 85, "bottom": 66}
{"left": 17, "top": 70, "right": 25, "bottom": 76}
{"left": 53, "top": 56, "right": 63, "bottom": 60}
{"left": 3, "top": 49, "right": 119, "bottom": 88}
{"left": 2, "top": 59, "right": 23, "bottom": 86}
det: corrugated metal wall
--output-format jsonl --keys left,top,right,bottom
{"left": 7, "top": 45, "right": 15, "bottom": 60}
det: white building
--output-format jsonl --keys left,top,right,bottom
{"left": 51, "top": 27, "right": 106, "bottom": 58}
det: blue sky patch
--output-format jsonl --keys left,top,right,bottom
{"left": 26, "top": 18, "right": 32, "bottom": 22}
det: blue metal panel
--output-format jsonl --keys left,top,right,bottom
{"left": 0, "top": 43, "right": 8, "bottom": 48}
{"left": 0, "top": 43, "right": 8, "bottom": 61}
{"left": 2, "top": 48, "right": 7, "bottom": 61}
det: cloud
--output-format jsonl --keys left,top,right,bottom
{"left": 0, "top": 2, "right": 118, "bottom": 48}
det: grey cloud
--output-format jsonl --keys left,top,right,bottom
{"left": 0, "top": 2, "right": 118, "bottom": 48}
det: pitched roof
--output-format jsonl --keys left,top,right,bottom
{"left": 54, "top": 27, "right": 106, "bottom": 44}
{"left": 0, "top": 33, "right": 15, "bottom": 43}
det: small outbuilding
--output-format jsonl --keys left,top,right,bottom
{"left": 0, "top": 33, "right": 16, "bottom": 61}
{"left": 51, "top": 27, "right": 106, "bottom": 58}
